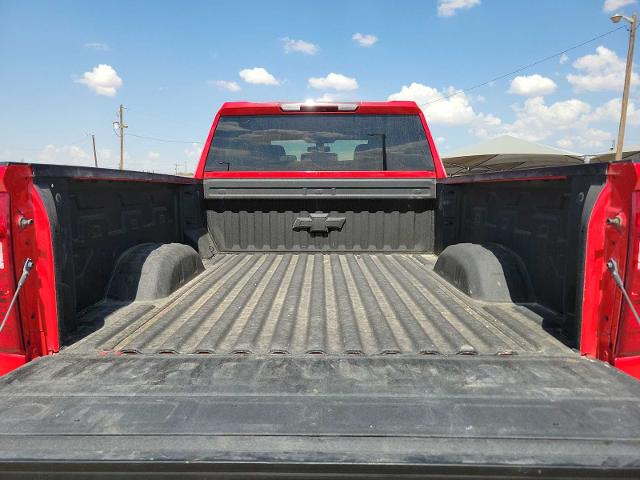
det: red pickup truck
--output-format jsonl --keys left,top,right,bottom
{"left": 0, "top": 101, "right": 639, "bottom": 478}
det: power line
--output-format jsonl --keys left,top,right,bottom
{"left": 420, "top": 25, "right": 626, "bottom": 106}
{"left": 128, "top": 132, "right": 201, "bottom": 144}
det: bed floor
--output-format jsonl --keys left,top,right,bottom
{"left": 64, "top": 253, "right": 573, "bottom": 356}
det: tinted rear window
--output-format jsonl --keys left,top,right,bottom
{"left": 205, "top": 114, "right": 434, "bottom": 171}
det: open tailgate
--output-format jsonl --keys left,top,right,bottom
{"left": 0, "top": 354, "right": 639, "bottom": 479}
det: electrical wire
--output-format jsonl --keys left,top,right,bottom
{"left": 419, "top": 26, "right": 626, "bottom": 106}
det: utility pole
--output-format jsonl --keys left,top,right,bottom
{"left": 118, "top": 104, "right": 127, "bottom": 170}
{"left": 611, "top": 13, "right": 637, "bottom": 161}
{"left": 91, "top": 134, "right": 98, "bottom": 167}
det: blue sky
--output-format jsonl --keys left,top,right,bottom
{"left": 0, "top": 0, "right": 638, "bottom": 173}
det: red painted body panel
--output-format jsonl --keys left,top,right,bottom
{"left": 614, "top": 355, "right": 640, "bottom": 378}
{"left": 0, "top": 165, "right": 59, "bottom": 376}
{"left": 25, "top": 180, "right": 60, "bottom": 355}
{"left": 201, "top": 170, "right": 438, "bottom": 179}
{"left": 0, "top": 352, "right": 26, "bottom": 376}
{"left": 579, "top": 162, "right": 640, "bottom": 379}
{"left": 193, "top": 101, "right": 447, "bottom": 179}
{"left": 0, "top": 190, "right": 22, "bottom": 355}
{"left": 616, "top": 190, "right": 640, "bottom": 358}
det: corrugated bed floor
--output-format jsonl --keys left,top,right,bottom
{"left": 65, "top": 253, "right": 572, "bottom": 356}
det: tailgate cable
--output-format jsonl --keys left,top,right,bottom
{"left": 607, "top": 258, "right": 640, "bottom": 327}
{"left": 0, "top": 258, "right": 34, "bottom": 335}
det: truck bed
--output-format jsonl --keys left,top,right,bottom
{"left": 11, "top": 252, "right": 640, "bottom": 477}
{"left": 65, "top": 253, "right": 571, "bottom": 357}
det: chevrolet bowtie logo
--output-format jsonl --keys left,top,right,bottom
{"left": 292, "top": 213, "right": 346, "bottom": 233}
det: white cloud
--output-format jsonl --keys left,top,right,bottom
{"left": 239, "top": 67, "right": 280, "bottom": 85}
{"left": 478, "top": 113, "right": 502, "bottom": 126}
{"left": 210, "top": 80, "right": 241, "bottom": 92}
{"left": 74, "top": 64, "right": 122, "bottom": 96}
{"left": 388, "top": 82, "right": 476, "bottom": 125}
{"left": 603, "top": 0, "right": 636, "bottom": 12}
{"left": 475, "top": 94, "right": 633, "bottom": 151}
{"left": 508, "top": 74, "right": 557, "bottom": 96}
{"left": 469, "top": 113, "right": 503, "bottom": 139}
{"left": 502, "top": 96, "right": 591, "bottom": 141}
{"left": 584, "top": 97, "right": 640, "bottom": 126}
{"left": 282, "top": 37, "right": 318, "bottom": 55}
{"left": 567, "top": 46, "right": 637, "bottom": 92}
{"left": 148, "top": 151, "right": 160, "bottom": 160}
{"left": 184, "top": 143, "right": 202, "bottom": 160}
{"left": 387, "top": 77, "right": 626, "bottom": 154}
{"left": 388, "top": 82, "right": 503, "bottom": 143}
{"left": 559, "top": 53, "right": 569, "bottom": 65}
{"left": 84, "top": 42, "right": 110, "bottom": 51}
{"left": 352, "top": 33, "right": 378, "bottom": 47}
{"left": 308, "top": 73, "right": 358, "bottom": 91}
{"left": 556, "top": 129, "right": 612, "bottom": 150}
{"left": 437, "top": 0, "right": 481, "bottom": 17}
{"left": 38, "top": 144, "right": 92, "bottom": 166}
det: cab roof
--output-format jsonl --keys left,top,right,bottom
{"left": 217, "top": 101, "right": 422, "bottom": 116}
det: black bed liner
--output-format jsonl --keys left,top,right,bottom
{"left": 0, "top": 354, "right": 639, "bottom": 478}
{"left": 65, "top": 253, "right": 570, "bottom": 356}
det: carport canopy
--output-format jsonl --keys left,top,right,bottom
{"left": 589, "top": 145, "right": 640, "bottom": 163}
{"left": 441, "top": 135, "right": 583, "bottom": 175}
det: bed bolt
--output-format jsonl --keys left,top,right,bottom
{"left": 606, "top": 215, "right": 623, "bottom": 228}
{"left": 18, "top": 216, "right": 33, "bottom": 229}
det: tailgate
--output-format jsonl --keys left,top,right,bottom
{"left": 0, "top": 355, "right": 639, "bottom": 478}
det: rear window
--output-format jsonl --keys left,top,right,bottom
{"left": 205, "top": 114, "right": 434, "bottom": 171}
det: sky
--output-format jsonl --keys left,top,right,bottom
{"left": 0, "top": 0, "right": 639, "bottom": 174}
